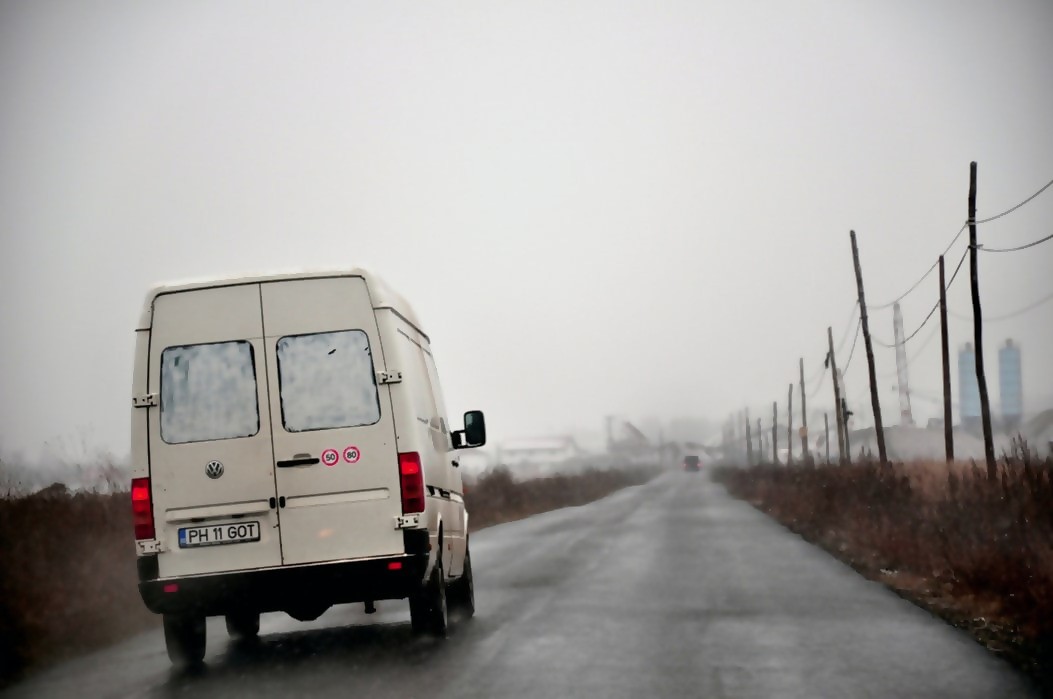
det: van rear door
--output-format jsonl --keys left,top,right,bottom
{"left": 149, "top": 284, "right": 282, "bottom": 578}
{"left": 260, "top": 277, "right": 403, "bottom": 566}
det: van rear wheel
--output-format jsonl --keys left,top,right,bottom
{"left": 449, "top": 548, "right": 475, "bottom": 619}
{"left": 427, "top": 565, "right": 449, "bottom": 637}
{"left": 163, "top": 614, "right": 206, "bottom": 666}
{"left": 225, "top": 612, "right": 260, "bottom": 639}
{"left": 409, "top": 592, "right": 430, "bottom": 634}
{"left": 409, "top": 564, "right": 448, "bottom": 637}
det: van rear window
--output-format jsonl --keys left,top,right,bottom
{"left": 160, "top": 341, "right": 261, "bottom": 444}
{"left": 276, "top": 330, "right": 382, "bottom": 432}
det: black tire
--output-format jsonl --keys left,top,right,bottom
{"left": 225, "top": 612, "right": 260, "bottom": 640}
{"left": 409, "top": 553, "right": 449, "bottom": 638}
{"left": 427, "top": 564, "right": 449, "bottom": 638}
{"left": 450, "top": 548, "right": 475, "bottom": 619}
{"left": 409, "top": 591, "right": 430, "bottom": 635}
{"left": 163, "top": 614, "right": 206, "bottom": 666}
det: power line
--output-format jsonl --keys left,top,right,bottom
{"left": 872, "top": 247, "right": 968, "bottom": 348}
{"left": 797, "top": 303, "right": 857, "bottom": 407}
{"left": 974, "top": 176, "right": 1053, "bottom": 224}
{"left": 865, "top": 175, "right": 1052, "bottom": 312}
{"left": 842, "top": 317, "right": 862, "bottom": 372}
{"left": 978, "top": 232, "right": 1053, "bottom": 253}
{"left": 868, "top": 224, "right": 968, "bottom": 311}
{"left": 874, "top": 300, "right": 940, "bottom": 349}
{"left": 834, "top": 301, "right": 859, "bottom": 355}
{"left": 949, "top": 289, "right": 1053, "bottom": 323}
{"left": 804, "top": 359, "right": 826, "bottom": 390}
{"left": 876, "top": 320, "right": 941, "bottom": 380}
{"left": 907, "top": 315, "right": 942, "bottom": 362}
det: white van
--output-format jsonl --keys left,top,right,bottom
{"left": 129, "top": 269, "right": 485, "bottom": 664}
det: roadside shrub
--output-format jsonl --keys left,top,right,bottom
{"left": 465, "top": 465, "right": 654, "bottom": 531}
{"left": 0, "top": 488, "right": 157, "bottom": 685}
{"left": 714, "top": 454, "right": 1053, "bottom": 686}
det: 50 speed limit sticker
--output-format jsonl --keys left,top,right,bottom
{"left": 343, "top": 446, "right": 361, "bottom": 463}
{"left": 321, "top": 449, "right": 340, "bottom": 467}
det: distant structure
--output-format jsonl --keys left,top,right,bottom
{"left": 999, "top": 339, "right": 1023, "bottom": 431}
{"left": 958, "top": 343, "right": 981, "bottom": 430}
{"left": 892, "top": 303, "right": 914, "bottom": 426}
{"left": 497, "top": 436, "right": 584, "bottom": 476}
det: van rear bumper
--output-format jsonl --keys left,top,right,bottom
{"left": 138, "top": 553, "right": 428, "bottom": 617}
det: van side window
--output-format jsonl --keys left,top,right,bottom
{"left": 159, "top": 341, "right": 260, "bottom": 444}
{"left": 276, "top": 330, "right": 382, "bottom": 432}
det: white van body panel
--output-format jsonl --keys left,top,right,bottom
{"left": 133, "top": 269, "right": 465, "bottom": 586}
{"left": 260, "top": 276, "right": 403, "bottom": 566}
{"left": 376, "top": 310, "right": 466, "bottom": 577}
{"left": 148, "top": 284, "right": 283, "bottom": 578}
{"left": 130, "top": 329, "right": 150, "bottom": 483}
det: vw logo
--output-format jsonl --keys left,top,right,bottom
{"left": 205, "top": 460, "right": 224, "bottom": 479}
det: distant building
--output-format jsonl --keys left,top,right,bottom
{"left": 999, "top": 339, "right": 1023, "bottom": 431}
{"left": 1025, "top": 410, "right": 1053, "bottom": 457}
{"left": 958, "top": 343, "right": 981, "bottom": 430}
{"left": 496, "top": 436, "right": 584, "bottom": 476}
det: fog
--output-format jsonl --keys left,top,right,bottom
{"left": 1, "top": 1, "right": 1052, "bottom": 468}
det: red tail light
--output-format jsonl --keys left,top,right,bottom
{"left": 131, "top": 477, "right": 155, "bottom": 540}
{"left": 399, "top": 452, "right": 425, "bottom": 514}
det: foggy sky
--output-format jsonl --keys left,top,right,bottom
{"left": 2, "top": 0, "right": 1052, "bottom": 463}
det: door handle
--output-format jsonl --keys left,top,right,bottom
{"left": 276, "top": 457, "right": 320, "bottom": 468}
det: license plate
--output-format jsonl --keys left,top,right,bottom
{"left": 178, "top": 521, "right": 261, "bottom": 548}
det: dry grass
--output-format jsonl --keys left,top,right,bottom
{"left": 465, "top": 466, "right": 655, "bottom": 531}
{"left": 714, "top": 454, "right": 1053, "bottom": 690}
{"left": 0, "top": 466, "right": 654, "bottom": 687}
{"left": 0, "top": 486, "right": 158, "bottom": 686}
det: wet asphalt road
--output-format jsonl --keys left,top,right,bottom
{"left": 4, "top": 472, "right": 1039, "bottom": 698}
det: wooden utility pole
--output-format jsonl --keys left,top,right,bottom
{"left": 827, "top": 326, "right": 846, "bottom": 463}
{"left": 799, "top": 358, "right": 809, "bottom": 462}
{"left": 745, "top": 409, "right": 753, "bottom": 465}
{"left": 842, "top": 398, "right": 852, "bottom": 461}
{"left": 756, "top": 418, "right": 762, "bottom": 459}
{"left": 849, "top": 230, "right": 887, "bottom": 465}
{"left": 786, "top": 384, "right": 794, "bottom": 466}
{"left": 772, "top": 402, "right": 778, "bottom": 464}
{"left": 824, "top": 412, "right": 831, "bottom": 463}
{"left": 939, "top": 255, "right": 954, "bottom": 462}
{"left": 968, "top": 162, "right": 997, "bottom": 478}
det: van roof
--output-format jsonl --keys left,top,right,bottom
{"left": 138, "top": 268, "right": 427, "bottom": 338}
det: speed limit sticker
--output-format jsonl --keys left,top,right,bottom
{"left": 321, "top": 449, "right": 340, "bottom": 467}
{"left": 343, "top": 446, "right": 361, "bottom": 463}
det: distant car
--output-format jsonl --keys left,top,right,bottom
{"left": 682, "top": 455, "right": 701, "bottom": 472}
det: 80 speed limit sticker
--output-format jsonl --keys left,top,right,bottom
{"left": 343, "top": 446, "right": 361, "bottom": 463}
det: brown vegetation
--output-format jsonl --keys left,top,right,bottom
{"left": 465, "top": 466, "right": 655, "bottom": 531}
{"left": 714, "top": 455, "right": 1053, "bottom": 691}
{"left": 0, "top": 486, "right": 157, "bottom": 686}
{"left": 0, "top": 466, "right": 653, "bottom": 687}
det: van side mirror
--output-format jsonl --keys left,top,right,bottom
{"left": 454, "top": 410, "right": 486, "bottom": 449}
